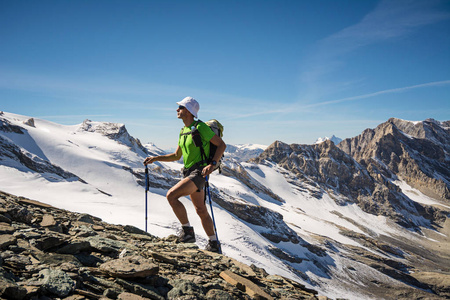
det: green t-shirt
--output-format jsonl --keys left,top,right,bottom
{"left": 178, "top": 121, "right": 215, "bottom": 169}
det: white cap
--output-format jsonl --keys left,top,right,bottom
{"left": 177, "top": 96, "right": 199, "bottom": 118}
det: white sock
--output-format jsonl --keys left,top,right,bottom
{"left": 182, "top": 222, "right": 191, "bottom": 227}
{"left": 208, "top": 235, "right": 217, "bottom": 241}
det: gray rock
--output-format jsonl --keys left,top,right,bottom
{"left": 72, "top": 224, "right": 97, "bottom": 237}
{"left": 34, "top": 252, "right": 82, "bottom": 267}
{"left": 0, "top": 213, "right": 11, "bottom": 223}
{"left": 8, "top": 206, "right": 33, "bottom": 224}
{"left": 115, "top": 278, "right": 164, "bottom": 300}
{"left": 39, "top": 268, "right": 76, "bottom": 297}
{"left": 57, "top": 240, "right": 91, "bottom": 254}
{"left": 74, "top": 252, "right": 104, "bottom": 267}
{"left": 104, "top": 288, "right": 122, "bottom": 299}
{"left": 77, "top": 213, "right": 100, "bottom": 224}
{"left": 100, "top": 256, "right": 159, "bottom": 278}
{"left": 86, "top": 235, "right": 128, "bottom": 253}
{"left": 117, "top": 292, "right": 151, "bottom": 300}
{"left": 40, "top": 214, "right": 57, "bottom": 227}
{"left": 3, "top": 254, "right": 31, "bottom": 270}
{"left": 124, "top": 224, "right": 147, "bottom": 235}
{"left": 32, "top": 235, "right": 66, "bottom": 250}
{"left": 23, "top": 118, "right": 35, "bottom": 127}
{"left": 205, "top": 289, "right": 234, "bottom": 300}
{"left": 0, "top": 234, "right": 16, "bottom": 249}
{"left": 167, "top": 279, "right": 206, "bottom": 299}
{"left": 0, "top": 272, "right": 27, "bottom": 300}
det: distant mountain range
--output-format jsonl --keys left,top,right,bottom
{"left": 1, "top": 111, "right": 449, "bottom": 299}
{"left": 144, "top": 143, "right": 267, "bottom": 163}
{"left": 314, "top": 135, "right": 342, "bottom": 145}
{"left": 223, "top": 143, "right": 267, "bottom": 162}
{"left": 254, "top": 118, "right": 449, "bottom": 228}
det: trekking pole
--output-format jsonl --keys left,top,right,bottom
{"left": 144, "top": 165, "right": 149, "bottom": 232}
{"left": 205, "top": 176, "right": 222, "bottom": 254}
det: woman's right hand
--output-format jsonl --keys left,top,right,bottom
{"left": 144, "top": 156, "right": 157, "bottom": 165}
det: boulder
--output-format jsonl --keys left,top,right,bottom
{"left": 39, "top": 268, "right": 76, "bottom": 297}
{"left": 100, "top": 256, "right": 159, "bottom": 278}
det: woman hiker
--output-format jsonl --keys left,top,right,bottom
{"left": 144, "top": 97, "right": 226, "bottom": 253}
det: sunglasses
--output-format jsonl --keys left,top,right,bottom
{"left": 178, "top": 105, "right": 185, "bottom": 110}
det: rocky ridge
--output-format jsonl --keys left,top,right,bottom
{"left": 79, "top": 119, "right": 148, "bottom": 156}
{"left": 250, "top": 139, "right": 444, "bottom": 229}
{"left": 0, "top": 190, "right": 321, "bottom": 300}
{"left": 338, "top": 118, "right": 449, "bottom": 202}
{"left": 0, "top": 120, "right": 82, "bottom": 183}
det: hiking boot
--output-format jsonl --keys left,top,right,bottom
{"left": 205, "top": 240, "right": 221, "bottom": 253}
{"left": 178, "top": 226, "right": 196, "bottom": 243}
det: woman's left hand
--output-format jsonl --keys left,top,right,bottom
{"left": 201, "top": 164, "right": 214, "bottom": 177}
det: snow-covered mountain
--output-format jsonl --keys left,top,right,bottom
{"left": 224, "top": 143, "right": 267, "bottom": 162}
{"left": 314, "top": 134, "right": 342, "bottom": 145}
{"left": 1, "top": 111, "right": 449, "bottom": 299}
{"left": 146, "top": 143, "right": 267, "bottom": 162}
{"left": 144, "top": 142, "right": 167, "bottom": 156}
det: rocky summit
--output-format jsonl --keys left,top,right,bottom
{"left": 0, "top": 190, "right": 321, "bottom": 300}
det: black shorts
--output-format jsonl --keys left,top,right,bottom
{"left": 182, "top": 166, "right": 206, "bottom": 191}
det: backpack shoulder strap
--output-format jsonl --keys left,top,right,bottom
{"left": 180, "top": 121, "right": 200, "bottom": 136}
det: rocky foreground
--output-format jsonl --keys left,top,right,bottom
{"left": 0, "top": 190, "right": 322, "bottom": 300}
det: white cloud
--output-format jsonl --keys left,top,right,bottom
{"left": 318, "top": 0, "right": 450, "bottom": 59}
{"left": 227, "top": 79, "right": 450, "bottom": 120}
{"left": 300, "top": 0, "right": 450, "bottom": 99}
{"left": 302, "top": 80, "right": 450, "bottom": 108}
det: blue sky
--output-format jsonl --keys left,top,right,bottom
{"left": 1, "top": 0, "right": 449, "bottom": 149}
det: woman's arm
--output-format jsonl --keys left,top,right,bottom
{"left": 201, "top": 135, "right": 226, "bottom": 176}
{"left": 210, "top": 134, "right": 226, "bottom": 163}
{"left": 144, "top": 146, "right": 182, "bottom": 165}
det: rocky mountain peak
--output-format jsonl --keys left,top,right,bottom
{"left": 78, "top": 119, "right": 147, "bottom": 155}
{"left": 388, "top": 117, "right": 450, "bottom": 151}
{"left": 315, "top": 135, "right": 342, "bottom": 145}
{"left": 252, "top": 128, "right": 446, "bottom": 229}
{"left": 79, "top": 119, "right": 128, "bottom": 139}
{"left": 253, "top": 140, "right": 374, "bottom": 202}
{"left": 338, "top": 120, "right": 405, "bottom": 163}
{"left": 338, "top": 118, "right": 450, "bottom": 202}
